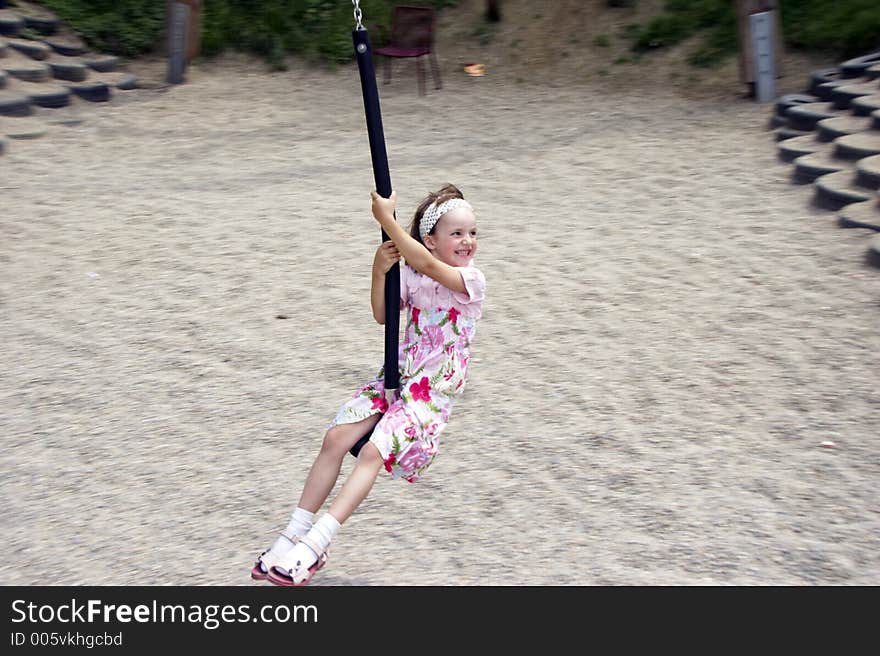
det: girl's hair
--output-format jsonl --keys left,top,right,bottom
{"left": 409, "top": 183, "right": 465, "bottom": 245}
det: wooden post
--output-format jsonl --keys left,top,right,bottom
{"left": 735, "top": 0, "right": 783, "bottom": 96}
{"left": 750, "top": 10, "right": 776, "bottom": 102}
{"left": 185, "top": 0, "right": 202, "bottom": 61}
{"left": 486, "top": 0, "right": 501, "bottom": 22}
{"left": 165, "top": 0, "right": 202, "bottom": 85}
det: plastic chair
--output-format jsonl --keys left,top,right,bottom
{"left": 374, "top": 5, "right": 441, "bottom": 95}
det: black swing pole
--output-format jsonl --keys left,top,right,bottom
{"left": 349, "top": 1, "right": 400, "bottom": 457}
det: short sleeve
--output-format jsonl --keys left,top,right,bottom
{"left": 399, "top": 264, "right": 416, "bottom": 306}
{"left": 452, "top": 266, "right": 486, "bottom": 305}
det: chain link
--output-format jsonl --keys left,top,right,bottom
{"left": 352, "top": 0, "right": 364, "bottom": 30}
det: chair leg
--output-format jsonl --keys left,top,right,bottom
{"left": 383, "top": 56, "right": 391, "bottom": 85}
{"left": 416, "top": 57, "right": 425, "bottom": 96}
{"left": 429, "top": 53, "right": 442, "bottom": 90}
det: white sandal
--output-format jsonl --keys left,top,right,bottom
{"left": 250, "top": 529, "right": 300, "bottom": 581}
{"left": 266, "top": 535, "right": 329, "bottom": 587}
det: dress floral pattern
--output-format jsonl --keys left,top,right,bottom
{"left": 330, "top": 263, "right": 485, "bottom": 482}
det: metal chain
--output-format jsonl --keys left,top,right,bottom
{"left": 352, "top": 0, "right": 364, "bottom": 30}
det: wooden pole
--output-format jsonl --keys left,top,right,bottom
{"left": 486, "top": 0, "right": 501, "bottom": 22}
{"left": 735, "top": 0, "right": 783, "bottom": 94}
{"left": 165, "top": 0, "right": 202, "bottom": 84}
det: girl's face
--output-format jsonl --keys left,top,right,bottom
{"left": 424, "top": 207, "right": 478, "bottom": 267}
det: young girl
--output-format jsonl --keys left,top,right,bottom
{"left": 251, "top": 184, "right": 485, "bottom": 586}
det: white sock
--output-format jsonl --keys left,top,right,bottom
{"left": 262, "top": 507, "right": 314, "bottom": 571}
{"left": 279, "top": 513, "right": 341, "bottom": 575}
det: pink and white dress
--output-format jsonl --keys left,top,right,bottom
{"left": 330, "top": 263, "right": 485, "bottom": 482}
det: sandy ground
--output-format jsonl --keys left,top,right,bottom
{"left": 2, "top": 42, "right": 879, "bottom": 586}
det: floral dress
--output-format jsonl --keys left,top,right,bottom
{"left": 330, "top": 263, "right": 486, "bottom": 482}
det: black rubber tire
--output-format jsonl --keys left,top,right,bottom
{"left": 85, "top": 55, "right": 119, "bottom": 73}
{"left": 4, "top": 61, "right": 50, "bottom": 83}
{"left": 855, "top": 155, "right": 880, "bottom": 189}
{"left": 113, "top": 73, "right": 138, "bottom": 90}
{"left": 838, "top": 206, "right": 880, "bottom": 232}
{"left": 816, "top": 116, "right": 873, "bottom": 143}
{"left": 7, "top": 38, "right": 49, "bottom": 60}
{"left": 7, "top": 39, "right": 52, "bottom": 61}
{"left": 813, "top": 188, "right": 862, "bottom": 212}
{"left": 792, "top": 155, "right": 849, "bottom": 184}
{"left": 774, "top": 126, "right": 809, "bottom": 141}
{"left": 25, "top": 83, "right": 70, "bottom": 108}
{"left": 851, "top": 95, "right": 880, "bottom": 117}
{"left": 839, "top": 217, "right": 880, "bottom": 231}
{"left": 47, "top": 60, "right": 88, "bottom": 82}
{"left": 778, "top": 136, "right": 824, "bottom": 162}
{"left": 3, "top": 117, "right": 47, "bottom": 140}
{"left": 768, "top": 114, "right": 787, "bottom": 129}
{"left": 0, "top": 89, "right": 32, "bottom": 116}
{"left": 786, "top": 105, "right": 838, "bottom": 132}
{"left": 830, "top": 83, "right": 878, "bottom": 111}
{"left": 46, "top": 38, "right": 86, "bottom": 57}
{"left": 867, "top": 236, "right": 880, "bottom": 269}
{"left": 809, "top": 68, "right": 841, "bottom": 95}
{"left": 840, "top": 51, "right": 880, "bottom": 79}
{"left": 774, "top": 93, "right": 818, "bottom": 118}
{"left": 814, "top": 172, "right": 872, "bottom": 210}
{"left": 0, "top": 13, "right": 23, "bottom": 37}
{"left": 23, "top": 16, "right": 60, "bottom": 36}
{"left": 835, "top": 134, "right": 880, "bottom": 161}
{"left": 66, "top": 80, "right": 110, "bottom": 102}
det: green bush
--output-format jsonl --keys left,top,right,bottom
{"left": 38, "top": 0, "right": 165, "bottom": 57}
{"left": 199, "top": 0, "right": 364, "bottom": 68}
{"left": 31, "top": 0, "right": 460, "bottom": 68}
{"left": 632, "top": 13, "right": 696, "bottom": 51}
{"left": 26, "top": 1, "right": 880, "bottom": 69}
{"left": 630, "top": 0, "right": 737, "bottom": 68}
{"left": 630, "top": 0, "right": 880, "bottom": 67}
{"left": 781, "top": 0, "right": 880, "bottom": 58}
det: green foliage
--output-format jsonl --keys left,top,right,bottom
{"left": 630, "top": 0, "right": 736, "bottom": 68}
{"left": 28, "top": 1, "right": 880, "bottom": 69}
{"left": 38, "top": 0, "right": 165, "bottom": 57}
{"left": 30, "top": 0, "right": 460, "bottom": 68}
{"left": 203, "top": 0, "right": 382, "bottom": 68}
{"left": 632, "top": 13, "right": 695, "bottom": 51}
{"left": 780, "top": 0, "right": 880, "bottom": 58}
{"left": 630, "top": 0, "right": 880, "bottom": 68}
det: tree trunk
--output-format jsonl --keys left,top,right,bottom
{"left": 486, "top": 0, "right": 501, "bottom": 22}
{"left": 735, "top": 0, "right": 783, "bottom": 85}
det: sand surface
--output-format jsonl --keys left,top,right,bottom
{"left": 2, "top": 46, "right": 878, "bottom": 585}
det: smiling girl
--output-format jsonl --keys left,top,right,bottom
{"left": 252, "top": 184, "right": 486, "bottom": 586}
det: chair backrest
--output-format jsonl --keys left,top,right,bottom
{"left": 389, "top": 5, "right": 434, "bottom": 50}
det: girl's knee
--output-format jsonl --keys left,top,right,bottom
{"left": 322, "top": 416, "right": 381, "bottom": 456}
{"left": 357, "top": 442, "right": 383, "bottom": 467}
{"left": 321, "top": 426, "right": 353, "bottom": 455}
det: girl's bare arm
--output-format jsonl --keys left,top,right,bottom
{"left": 371, "top": 191, "right": 467, "bottom": 294}
{"left": 371, "top": 241, "right": 400, "bottom": 324}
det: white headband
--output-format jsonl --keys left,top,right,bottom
{"left": 419, "top": 198, "right": 473, "bottom": 240}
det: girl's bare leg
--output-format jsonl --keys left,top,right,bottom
{"left": 297, "top": 415, "right": 381, "bottom": 514}
{"left": 327, "top": 442, "right": 384, "bottom": 524}
{"left": 270, "top": 443, "right": 383, "bottom": 581}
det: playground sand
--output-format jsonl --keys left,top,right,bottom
{"left": 2, "top": 52, "right": 878, "bottom": 585}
